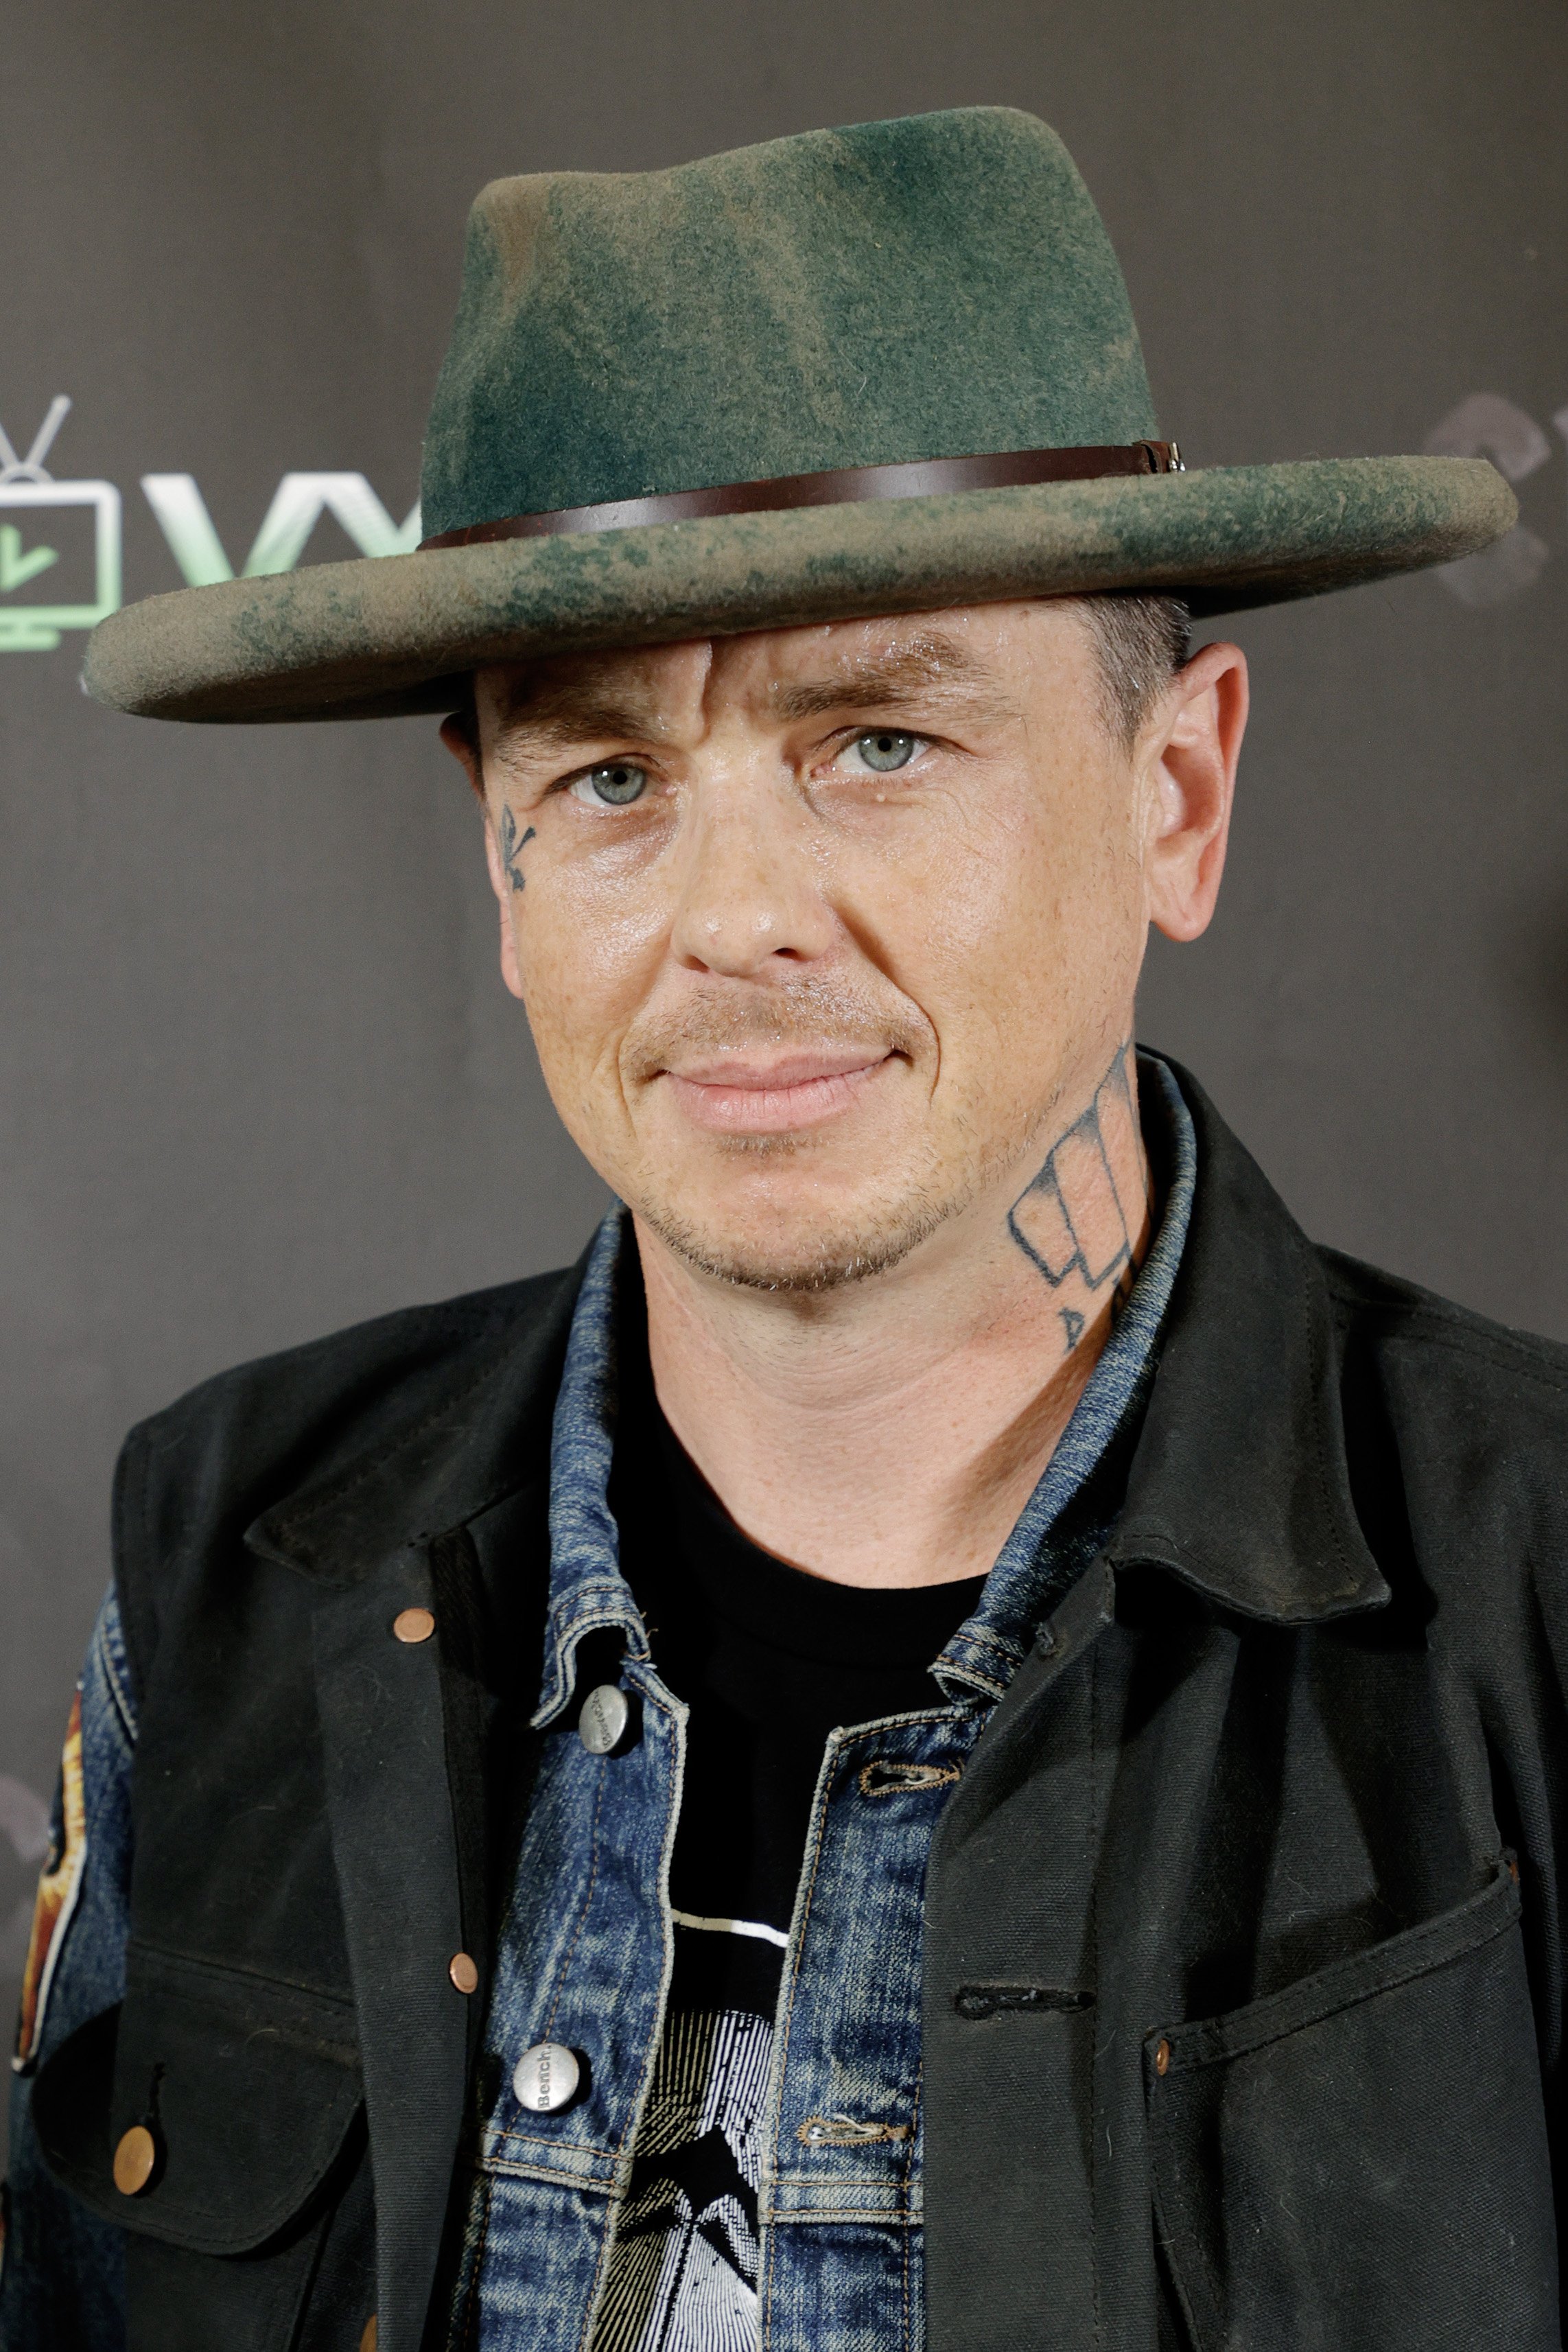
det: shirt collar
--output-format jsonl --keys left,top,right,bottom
{"left": 533, "top": 1050, "right": 1195, "bottom": 1727}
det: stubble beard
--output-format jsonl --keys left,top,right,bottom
{"left": 633, "top": 1142, "right": 959, "bottom": 1292}
{"left": 631, "top": 1104, "right": 1051, "bottom": 1295}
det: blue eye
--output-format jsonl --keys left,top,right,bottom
{"left": 853, "top": 730, "right": 918, "bottom": 773}
{"left": 571, "top": 761, "right": 648, "bottom": 806}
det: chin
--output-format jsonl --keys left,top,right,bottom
{"left": 635, "top": 1164, "right": 966, "bottom": 1294}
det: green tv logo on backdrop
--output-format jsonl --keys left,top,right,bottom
{"left": 0, "top": 397, "right": 419, "bottom": 652}
{"left": 0, "top": 400, "right": 121, "bottom": 650}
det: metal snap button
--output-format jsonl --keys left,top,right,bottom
{"left": 513, "top": 2040, "right": 581, "bottom": 2112}
{"left": 449, "top": 1951, "right": 479, "bottom": 1995}
{"left": 578, "top": 1682, "right": 630, "bottom": 1755}
{"left": 392, "top": 1607, "right": 435, "bottom": 1644}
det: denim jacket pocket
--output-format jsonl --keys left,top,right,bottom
{"left": 33, "top": 1940, "right": 364, "bottom": 2257}
{"left": 1144, "top": 1858, "right": 1558, "bottom": 2352}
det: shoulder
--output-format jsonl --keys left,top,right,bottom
{"left": 125, "top": 1262, "right": 581, "bottom": 1471}
{"left": 111, "top": 1264, "right": 582, "bottom": 1676}
{"left": 1320, "top": 1244, "right": 1568, "bottom": 1415}
{"left": 1318, "top": 1246, "right": 1568, "bottom": 1573}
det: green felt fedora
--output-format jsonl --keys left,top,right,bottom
{"left": 84, "top": 106, "right": 1514, "bottom": 725}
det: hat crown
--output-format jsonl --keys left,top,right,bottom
{"left": 421, "top": 107, "right": 1158, "bottom": 537}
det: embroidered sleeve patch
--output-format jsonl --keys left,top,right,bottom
{"left": 12, "top": 1690, "right": 87, "bottom": 2073}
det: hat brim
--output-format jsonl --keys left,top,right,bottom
{"left": 82, "top": 456, "right": 1513, "bottom": 724}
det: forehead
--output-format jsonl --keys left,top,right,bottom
{"left": 476, "top": 600, "right": 1097, "bottom": 747}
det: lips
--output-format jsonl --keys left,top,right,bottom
{"left": 657, "top": 1047, "right": 896, "bottom": 1134}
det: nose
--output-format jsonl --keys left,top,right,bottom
{"left": 667, "top": 769, "right": 837, "bottom": 977}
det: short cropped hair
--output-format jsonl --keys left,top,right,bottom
{"left": 1077, "top": 593, "right": 1191, "bottom": 749}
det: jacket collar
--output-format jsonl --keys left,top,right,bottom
{"left": 1105, "top": 1058, "right": 1390, "bottom": 1624}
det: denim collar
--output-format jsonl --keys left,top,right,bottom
{"left": 934, "top": 1053, "right": 1194, "bottom": 1699}
{"left": 532, "top": 1051, "right": 1196, "bottom": 1729}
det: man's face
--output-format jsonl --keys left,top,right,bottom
{"left": 456, "top": 603, "right": 1218, "bottom": 1292}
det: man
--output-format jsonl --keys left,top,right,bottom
{"left": 3, "top": 102, "right": 1554, "bottom": 2352}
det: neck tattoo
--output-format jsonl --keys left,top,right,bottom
{"left": 1007, "top": 1043, "right": 1149, "bottom": 1355}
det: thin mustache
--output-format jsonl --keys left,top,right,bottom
{"left": 623, "top": 983, "right": 924, "bottom": 1083}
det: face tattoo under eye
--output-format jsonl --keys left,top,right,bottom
{"left": 852, "top": 730, "right": 920, "bottom": 773}
{"left": 570, "top": 760, "right": 649, "bottom": 806}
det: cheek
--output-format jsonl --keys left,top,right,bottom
{"left": 850, "top": 765, "right": 1142, "bottom": 1097}
{"left": 510, "top": 853, "right": 669, "bottom": 1088}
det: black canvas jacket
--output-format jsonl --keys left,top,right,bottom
{"left": 22, "top": 1067, "right": 1568, "bottom": 2351}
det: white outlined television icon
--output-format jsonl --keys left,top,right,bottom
{"left": 0, "top": 479, "right": 121, "bottom": 651}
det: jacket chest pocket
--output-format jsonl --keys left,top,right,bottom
{"left": 1146, "top": 1859, "right": 1558, "bottom": 2352}
{"left": 32, "top": 1940, "right": 372, "bottom": 2351}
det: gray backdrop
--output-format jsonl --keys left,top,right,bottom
{"left": 3, "top": 0, "right": 1565, "bottom": 2131}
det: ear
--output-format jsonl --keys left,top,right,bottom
{"left": 440, "top": 709, "right": 526, "bottom": 1000}
{"left": 1138, "top": 640, "right": 1248, "bottom": 944}
{"left": 439, "top": 708, "right": 486, "bottom": 803}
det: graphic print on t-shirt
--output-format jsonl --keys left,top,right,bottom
{"left": 591, "top": 1996, "right": 773, "bottom": 2352}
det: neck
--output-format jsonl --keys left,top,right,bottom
{"left": 638, "top": 1042, "right": 1154, "bottom": 1588}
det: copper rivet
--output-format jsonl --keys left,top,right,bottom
{"left": 449, "top": 1951, "right": 479, "bottom": 1995}
{"left": 113, "top": 2123, "right": 158, "bottom": 2196}
{"left": 1154, "top": 2037, "right": 1171, "bottom": 2078}
{"left": 360, "top": 2320, "right": 377, "bottom": 2352}
{"left": 393, "top": 1607, "right": 435, "bottom": 1645}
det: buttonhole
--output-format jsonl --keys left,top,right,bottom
{"left": 797, "top": 2113, "right": 912, "bottom": 2145}
{"left": 953, "top": 1984, "right": 1095, "bottom": 2021}
{"left": 113, "top": 2064, "right": 167, "bottom": 2198}
{"left": 858, "top": 1759, "right": 963, "bottom": 1797}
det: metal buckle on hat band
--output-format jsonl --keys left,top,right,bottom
{"left": 418, "top": 439, "right": 1186, "bottom": 551}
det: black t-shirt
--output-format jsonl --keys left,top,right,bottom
{"left": 611, "top": 1296, "right": 984, "bottom": 2005}
{"left": 593, "top": 1296, "right": 983, "bottom": 2352}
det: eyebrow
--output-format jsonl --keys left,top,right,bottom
{"left": 767, "top": 634, "right": 1016, "bottom": 725}
{"left": 489, "top": 681, "right": 666, "bottom": 755}
{"left": 487, "top": 629, "right": 1017, "bottom": 757}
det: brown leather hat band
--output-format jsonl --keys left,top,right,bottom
{"left": 419, "top": 439, "right": 1184, "bottom": 550}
